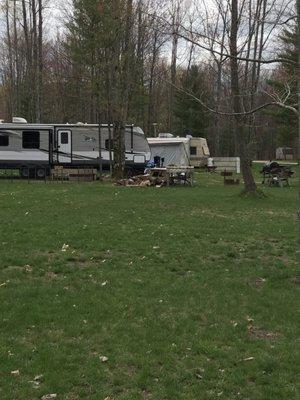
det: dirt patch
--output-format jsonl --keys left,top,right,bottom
{"left": 43, "top": 271, "right": 60, "bottom": 281}
{"left": 4, "top": 265, "right": 25, "bottom": 272}
{"left": 141, "top": 389, "right": 152, "bottom": 399}
{"left": 248, "top": 277, "right": 266, "bottom": 289}
{"left": 289, "top": 276, "right": 300, "bottom": 285}
{"left": 66, "top": 256, "right": 91, "bottom": 269}
{"left": 276, "top": 255, "right": 292, "bottom": 267}
{"left": 248, "top": 325, "right": 281, "bottom": 340}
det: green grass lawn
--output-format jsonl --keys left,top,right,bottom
{"left": 0, "top": 167, "right": 299, "bottom": 400}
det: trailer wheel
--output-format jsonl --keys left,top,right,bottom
{"left": 36, "top": 167, "right": 46, "bottom": 179}
{"left": 20, "top": 166, "right": 29, "bottom": 179}
{"left": 125, "top": 167, "right": 134, "bottom": 177}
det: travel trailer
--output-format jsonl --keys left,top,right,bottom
{"left": 0, "top": 118, "right": 151, "bottom": 177}
{"left": 147, "top": 134, "right": 210, "bottom": 167}
{"left": 189, "top": 137, "right": 210, "bottom": 167}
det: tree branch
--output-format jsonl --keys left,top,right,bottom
{"left": 168, "top": 80, "right": 298, "bottom": 116}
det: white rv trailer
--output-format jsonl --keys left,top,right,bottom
{"left": 0, "top": 119, "right": 151, "bottom": 177}
{"left": 147, "top": 135, "right": 210, "bottom": 167}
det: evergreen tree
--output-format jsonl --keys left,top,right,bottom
{"left": 174, "top": 65, "right": 211, "bottom": 136}
{"left": 267, "top": 26, "right": 297, "bottom": 147}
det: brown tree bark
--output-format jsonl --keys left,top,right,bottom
{"left": 5, "top": 0, "right": 14, "bottom": 119}
{"left": 111, "top": 0, "right": 133, "bottom": 179}
{"left": 169, "top": 3, "right": 180, "bottom": 132}
{"left": 297, "top": 0, "right": 300, "bottom": 163}
{"left": 230, "top": 0, "right": 258, "bottom": 194}
{"left": 13, "top": 0, "right": 20, "bottom": 115}
{"left": 32, "top": 0, "right": 38, "bottom": 122}
{"left": 37, "top": 0, "right": 43, "bottom": 122}
{"left": 147, "top": 30, "right": 159, "bottom": 135}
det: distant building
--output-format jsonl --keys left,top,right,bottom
{"left": 276, "top": 147, "right": 295, "bottom": 160}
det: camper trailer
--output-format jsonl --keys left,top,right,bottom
{"left": 147, "top": 135, "right": 210, "bottom": 167}
{"left": 0, "top": 119, "right": 151, "bottom": 177}
{"left": 189, "top": 137, "right": 210, "bottom": 167}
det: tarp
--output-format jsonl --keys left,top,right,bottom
{"left": 148, "top": 138, "right": 190, "bottom": 166}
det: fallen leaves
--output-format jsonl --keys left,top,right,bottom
{"left": 242, "top": 356, "right": 255, "bottom": 361}
{"left": 41, "top": 394, "right": 57, "bottom": 400}
{"left": 248, "top": 324, "right": 281, "bottom": 340}
{"left": 24, "top": 264, "right": 33, "bottom": 272}
{"left": 28, "top": 374, "right": 43, "bottom": 389}
{"left": 249, "top": 277, "right": 266, "bottom": 289}
{"left": 61, "top": 244, "right": 69, "bottom": 252}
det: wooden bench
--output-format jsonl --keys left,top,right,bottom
{"left": 221, "top": 171, "right": 240, "bottom": 185}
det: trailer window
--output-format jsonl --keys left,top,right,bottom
{"left": 0, "top": 135, "right": 9, "bottom": 146}
{"left": 61, "top": 132, "right": 69, "bottom": 144}
{"left": 190, "top": 146, "right": 197, "bottom": 155}
{"left": 22, "top": 131, "right": 40, "bottom": 149}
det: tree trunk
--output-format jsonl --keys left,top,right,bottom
{"left": 169, "top": 3, "right": 180, "bottom": 132}
{"left": 230, "top": 0, "right": 257, "bottom": 194}
{"left": 111, "top": 0, "right": 133, "bottom": 179}
{"left": 5, "top": 0, "right": 14, "bottom": 119}
{"left": 297, "top": 0, "right": 300, "bottom": 163}
{"left": 32, "top": 0, "right": 38, "bottom": 122}
{"left": 13, "top": 0, "right": 20, "bottom": 115}
{"left": 147, "top": 30, "right": 158, "bottom": 135}
{"left": 37, "top": 0, "right": 43, "bottom": 122}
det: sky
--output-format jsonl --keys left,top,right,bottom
{"left": 0, "top": 0, "right": 296, "bottom": 69}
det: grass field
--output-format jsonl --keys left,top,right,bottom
{"left": 0, "top": 167, "right": 299, "bottom": 400}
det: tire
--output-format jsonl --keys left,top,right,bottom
{"left": 125, "top": 167, "right": 134, "bottom": 177}
{"left": 36, "top": 167, "right": 46, "bottom": 179}
{"left": 20, "top": 166, "right": 30, "bottom": 179}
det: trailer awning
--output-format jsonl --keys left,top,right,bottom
{"left": 0, "top": 130, "right": 21, "bottom": 137}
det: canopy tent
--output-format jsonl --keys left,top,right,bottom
{"left": 147, "top": 138, "right": 190, "bottom": 166}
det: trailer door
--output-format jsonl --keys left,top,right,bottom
{"left": 57, "top": 130, "right": 72, "bottom": 163}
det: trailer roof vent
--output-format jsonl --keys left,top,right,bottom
{"left": 12, "top": 117, "right": 27, "bottom": 123}
{"left": 159, "top": 133, "right": 174, "bottom": 138}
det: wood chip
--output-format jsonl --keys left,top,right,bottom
{"left": 41, "top": 395, "right": 57, "bottom": 400}
{"left": 11, "top": 370, "right": 20, "bottom": 376}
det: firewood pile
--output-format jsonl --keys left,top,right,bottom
{"left": 116, "top": 166, "right": 194, "bottom": 187}
{"left": 116, "top": 174, "right": 152, "bottom": 187}
{"left": 116, "top": 171, "right": 169, "bottom": 187}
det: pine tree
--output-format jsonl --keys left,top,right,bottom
{"left": 267, "top": 26, "right": 298, "bottom": 147}
{"left": 67, "top": 0, "right": 134, "bottom": 178}
{"left": 174, "top": 65, "right": 211, "bottom": 136}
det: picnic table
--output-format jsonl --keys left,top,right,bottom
{"left": 147, "top": 166, "right": 194, "bottom": 187}
{"left": 263, "top": 169, "right": 291, "bottom": 187}
{"left": 261, "top": 162, "right": 293, "bottom": 187}
{"left": 166, "top": 166, "right": 194, "bottom": 186}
